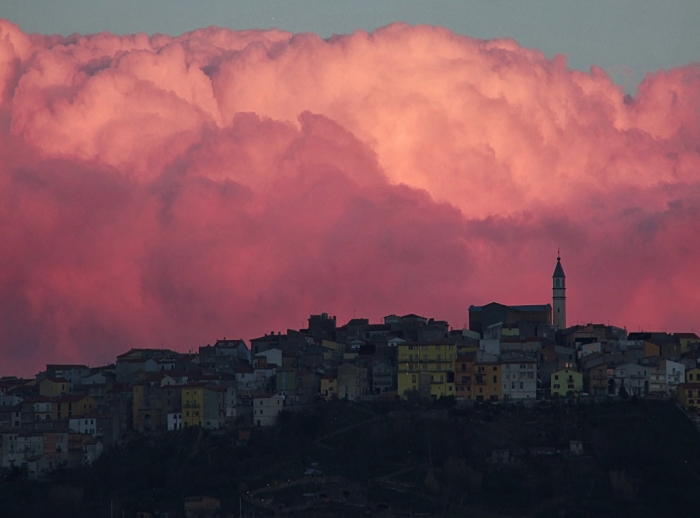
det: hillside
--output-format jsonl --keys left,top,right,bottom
{"left": 2, "top": 398, "right": 700, "bottom": 517}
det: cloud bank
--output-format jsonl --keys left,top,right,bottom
{"left": 0, "top": 21, "right": 699, "bottom": 374}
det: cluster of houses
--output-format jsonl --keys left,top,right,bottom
{"left": 2, "top": 309, "right": 699, "bottom": 480}
{"left": 1, "top": 259, "right": 699, "bottom": 479}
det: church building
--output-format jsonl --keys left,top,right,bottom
{"left": 468, "top": 254, "right": 568, "bottom": 336}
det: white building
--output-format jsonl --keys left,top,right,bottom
{"left": 614, "top": 363, "right": 649, "bottom": 396}
{"left": 80, "top": 371, "right": 110, "bottom": 386}
{"left": 501, "top": 357, "right": 537, "bottom": 400}
{"left": 387, "top": 337, "right": 406, "bottom": 347}
{"left": 253, "top": 394, "right": 285, "bottom": 427}
{"left": 235, "top": 365, "right": 256, "bottom": 393}
{"left": 82, "top": 440, "right": 103, "bottom": 466}
{"left": 167, "top": 412, "right": 183, "bottom": 431}
{"left": 255, "top": 348, "right": 283, "bottom": 368}
{"left": 577, "top": 341, "right": 602, "bottom": 359}
{"left": 651, "top": 360, "right": 686, "bottom": 395}
{"left": 27, "top": 455, "right": 51, "bottom": 481}
{"left": 1, "top": 433, "right": 43, "bottom": 468}
{"left": 68, "top": 417, "right": 97, "bottom": 436}
{"left": 223, "top": 386, "right": 237, "bottom": 421}
{"left": 33, "top": 399, "right": 52, "bottom": 420}
{"left": 479, "top": 339, "right": 501, "bottom": 357}
{"left": 0, "top": 394, "right": 23, "bottom": 407}
{"left": 46, "top": 365, "right": 91, "bottom": 390}
{"left": 214, "top": 339, "right": 251, "bottom": 362}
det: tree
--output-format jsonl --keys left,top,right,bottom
{"left": 619, "top": 386, "right": 629, "bottom": 400}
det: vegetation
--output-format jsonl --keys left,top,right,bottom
{"left": 2, "top": 398, "right": 700, "bottom": 517}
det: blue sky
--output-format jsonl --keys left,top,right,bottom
{"left": 3, "top": 0, "right": 700, "bottom": 89}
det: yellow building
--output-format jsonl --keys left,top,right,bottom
{"left": 39, "top": 377, "right": 69, "bottom": 397}
{"left": 320, "top": 373, "right": 337, "bottom": 400}
{"left": 678, "top": 383, "right": 700, "bottom": 410}
{"left": 51, "top": 395, "right": 97, "bottom": 420}
{"left": 551, "top": 369, "right": 583, "bottom": 398}
{"left": 321, "top": 340, "right": 345, "bottom": 359}
{"left": 643, "top": 341, "right": 660, "bottom": 358}
{"left": 675, "top": 333, "right": 700, "bottom": 354}
{"left": 398, "top": 341, "right": 456, "bottom": 400}
{"left": 686, "top": 368, "right": 700, "bottom": 383}
{"left": 131, "top": 382, "right": 165, "bottom": 431}
{"left": 182, "top": 384, "right": 206, "bottom": 428}
{"left": 472, "top": 362, "right": 501, "bottom": 402}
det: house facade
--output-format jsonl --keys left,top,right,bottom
{"left": 551, "top": 369, "right": 583, "bottom": 398}
{"left": 501, "top": 358, "right": 537, "bottom": 401}
{"left": 397, "top": 342, "right": 456, "bottom": 399}
{"left": 253, "top": 394, "right": 285, "bottom": 426}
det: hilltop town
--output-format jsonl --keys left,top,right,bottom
{"left": 2, "top": 257, "right": 700, "bottom": 517}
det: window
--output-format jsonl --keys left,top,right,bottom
{"left": 493, "top": 366, "right": 497, "bottom": 372}
{"left": 493, "top": 376, "right": 497, "bottom": 383}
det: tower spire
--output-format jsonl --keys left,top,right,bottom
{"left": 553, "top": 252, "right": 566, "bottom": 329}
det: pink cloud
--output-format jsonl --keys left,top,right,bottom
{"left": 0, "top": 20, "right": 699, "bottom": 374}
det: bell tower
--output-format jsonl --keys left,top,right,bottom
{"left": 552, "top": 251, "right": 566, "bottom": 329}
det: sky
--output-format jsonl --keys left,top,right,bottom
{"left": 4, "top": 0, "right": 700, "bottom": 91}
{"left": 0, "top": 3, "right": 699, "bottom": 375}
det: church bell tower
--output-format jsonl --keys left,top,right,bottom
{"left": 553, "top": 252, "right": 566, "bottom": 329}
